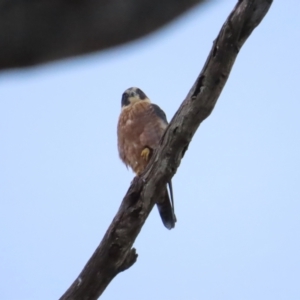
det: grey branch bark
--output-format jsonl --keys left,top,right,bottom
{"left": 0, "top": 0, "right": 207, "bottom": 70}
{"left": 60, "top": 0, "right": 273, "bottom": 299}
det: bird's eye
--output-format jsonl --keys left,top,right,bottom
{"left": 121, "top": 93, "right": 130, "bottom": 107}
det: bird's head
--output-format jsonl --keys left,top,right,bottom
{"left": 121, "top": 87, "right": 150, "bottom": 108}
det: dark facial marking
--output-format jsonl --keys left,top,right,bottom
{"left": 136, "top": 88, "right": 147, "bottom": 100}
{"left": 121, "top": 92, "right": 130, "bottom": 107}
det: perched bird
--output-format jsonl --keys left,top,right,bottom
{"left": 117, "top": 87, "right": 176, "bottom": 229}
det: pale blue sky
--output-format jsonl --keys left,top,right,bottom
{"left": 1, "top": 1, "right": 299, "bottom": 299}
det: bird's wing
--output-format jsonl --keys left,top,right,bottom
{"left": 139, "top": 103, "right": 168, "bottom": 149}
{"left": 141, "top": 103, "right": 176, "bottom": 229}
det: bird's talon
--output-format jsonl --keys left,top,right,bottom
{"left": 141, "top": 147, "right": 150, "bottom": 162}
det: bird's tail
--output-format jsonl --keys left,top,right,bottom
{"left": 156, "top": 180, "right": 176, "bottom": 229}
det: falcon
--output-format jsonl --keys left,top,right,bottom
{"left": 117, "top": 87, "right": 176, "bottom": 229}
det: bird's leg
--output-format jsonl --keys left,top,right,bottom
{"left": 141, "top": 147, "right": 151, "bottom": 162}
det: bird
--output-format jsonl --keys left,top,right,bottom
{"left": 117, "top": 87, "right": 176, "bottom": 229}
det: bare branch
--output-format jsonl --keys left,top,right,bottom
{"left": 60, "top": 0, "right": 273, "bottom": 299}
{"left": 0, "top": 0, "right": 207, "bottom": 70}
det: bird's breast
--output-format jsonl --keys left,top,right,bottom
{"left": 117, "top": 103, "right": 150, "bottom": 174}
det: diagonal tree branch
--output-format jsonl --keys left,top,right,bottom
{"left": 60, "top": 1, "right": 273, "bottom": 299}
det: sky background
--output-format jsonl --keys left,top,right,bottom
{"left": 1, "top": 1, "right": 300, "bottom": 299}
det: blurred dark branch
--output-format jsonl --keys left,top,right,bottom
{"left": 0, "top": 0, "right": 207, "bottom": 70}
{"left": 59, "top": 0, "right": 272, "bottom": 299}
